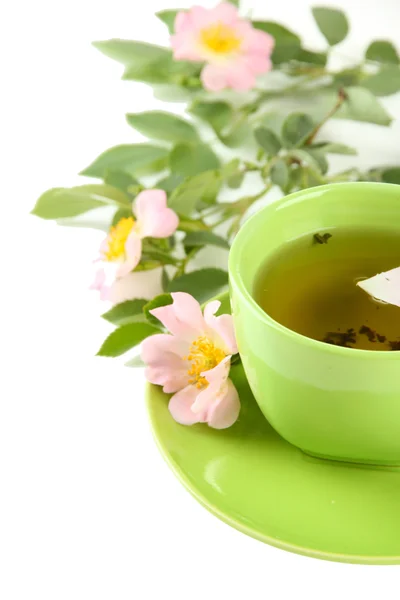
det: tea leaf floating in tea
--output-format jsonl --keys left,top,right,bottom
{"left": 357, "top": 266, "right": 400, "bottom": 308}
{"left": 313, "top": 232, "right": 332, "bottom": 244}
{"left": 322, "top": 329, "right": 356, "bottom": 348}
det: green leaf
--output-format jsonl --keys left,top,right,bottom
{"left": 111, "top": 207, "right": 133, "bottom": 227}
{"left": 221, "top": 122, "right": 252, "bottom": 148}
{"left": 227, "top": 0, "right": 239, "bottom": 6}
{"left": 253, "top": 21, "right": 301, "bottom": 45}
{"left": 189, "top": 100, "right": 234, "bottom": 135}
{"left": 220, "top": 159, "right": 244, "bottom": 188}
{"left": 170, "top": 143, "right": 220, "bottom": 177}
{"left": 80, "top": 144, "right": 169, "bottom": 178}
{"left": 312, "top": 6, "right": 349, "bottom": 46}
{"left": 143, "top": 294, "right": 173, "bottom": 326}
{"left": 56, "top": 217, "right": 109, "bottom": 232}
{"left": 140, "top": 248, "right": 179, "bottom": 266}
{"left": 270, "top": 160, "right": 289, "bottom": 189}
{"left": 291, "top": 149, "right": 328, "bottom": 174}
{"left": 178, "top": 218, "right": 209, "bottom": 233}
{"left": 304, "top": 169, "right": 324, "bottom": 188}
{"left": 184, "top": 231, "right": 230, "bottom": 250}
{"left": 362, "top": 66, "right": 400, "bottom": 97}
{"left": 366, "top": 41, "right": 398, "bottom": 65}
{"left": 167, "top": 268, "right": 228, "bottom": 304}
{"left": 307, "top": 149, "right": 328, "bottom": 174}
{"left": 169, "top": 170, "right": 222, "bottom": 216}
{"left": 333, "top": 68, "right": 361, "bottom": 87}
{"left": 253, "top": 21, "right": 301, "bottom": 64}
{"left": 97, "top": 322, "right": 160, "bottom": 357}
{"left": 93, "top": 39, "right": 171, "bottom": 66}
{"left": 221, "top": 159, "right": 240, "bottom": 179}
{"left": 311, "top": 142, "right": 357, "bottom": 155}
{"left": 156, "top": 9, "right": 179, "bottom": 34}
{"left": 152, "top": 84, "right": 195, "bottom": 103}
{"left": 338, "top": 87, "right": 392, "bottom": 126}
{"left": 294, "top": 48, "right": 327, "bottom": 66}
{"left": 32, "top": 185, "right": 130, "bottom": 220}
{"left": 382, "top": 168, "right": 400, "bottom": 184}
{"left": 281, "top": 113, "right": 315, "bottom": 148}
{"left": 254, "top": 127, "right": 282, "bottom": 155}
{"left": 156, "top": 173, "right": 184, "bottom": 193}
{"left": 104, "top": 170, "right": 139, "bottom": 193}
{"left": 161, "top": 268, "right": 170, "bottom": 292}
{"left": 101, "top": 299, "right": 147, "bottom": 326}
{"left": 123, "top": 56, "right": 200, "bottom": 84}
{"left": 125, "top": 355, "right": 146, "bottom": 368}
{"left": 227, "top": 171, "right": 245, "bottom": 189}
{"left": 126, "top": 111, "right": 199, "bottom": 144}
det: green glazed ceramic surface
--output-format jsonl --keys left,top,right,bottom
{"left": 229, "top": 183, "right": 400, "bottom": 465}
{"left": 146, "top": 293, "right": 400, "bottom": 564}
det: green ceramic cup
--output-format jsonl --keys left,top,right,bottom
{"left": 229, "top": 182, "right": 400, "bottom": 465}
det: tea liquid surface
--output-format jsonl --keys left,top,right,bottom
{"left": 254, "top": 228, "right": 400, "bottom": 350}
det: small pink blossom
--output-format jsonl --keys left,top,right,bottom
{"left": 90, "top": 189, "right": 179, "bottom": 302}
{"left": 141, "top": 292, "right": 240, "bottom": 429}
{"left": 171, "top": 2, "right": 274, "bottom": 91}
{"left": 357, "top": 267, "right": 400, "bottom": 307}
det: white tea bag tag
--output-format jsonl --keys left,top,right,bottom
{"left": 357, "top": 267, "right": 400, "bottom": 307}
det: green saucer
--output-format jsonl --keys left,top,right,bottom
{"left": 146, "top": 293, "right": 400, "bottom": 564}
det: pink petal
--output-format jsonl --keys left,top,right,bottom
{"left": 135, "top": 189, "right": 179, "bottom": 239}
{"left": 204, "top": 301, "right": 238, "bottom": 355}
{"left": 188, "top": 6, "right": 212, "bottom": 28}
{"left": 203, "top": 300, "right": 221, "bottom": 321}
{"left": 212, "top": 316, "right": 238, "bottom": 354}
{"left": 107, "top": 268, "right": 163, "bottom": 304}
{"left": 171, "top": 6, "right": 212, "bottom": 61}
{"left": 90, "top": 263, "right": 119, "bottom": 301}
{"left": 145, "top": 365, "right": 189, "bottom": 394}
{"left": 207, "top": 378, "right": 240, "bottom": 429}
{"left": 247, "top": 54, "right": 273, "bottom": 75}
{"left": 90, "top": 268, "right": 106, "bottom": 291}
{"left": 244, "top": 28, "right": 275, "bottom": 54}
{"left": 99, "top": 237, "right": 110, "bottom": 257}
{"left": 201, "top": 64, "right": 229, "bottom": 91}
{"left": 225, "top": 61, "right": 257, "bottom": 90}
{"left": 150, "top": 292, "right": 206, "bottom": 340}
{"left": 212, "top": 2, "right": 239, "bottom": 23}
{"left": 116, "top": 231, "right": 141, "bottom": 278}
{"left": 357, "top": 267, "right": 400, "bottom": 307}
{"left": 171, "top": 32, "right": 204, "bottom": 61}
{"left": 191, "top": 356, "right": 231, "bottom": 414}
{"left": 169, "top": 385, "right": 207, "bottom": 426}
{"left": 142, "top": 333, "right": 190, "bottom": 393}
{"left": 90, "top": 268, "right": 113, "bottom": 301}
{"left": 141, "top": 332, "right": 189, "bottom": 363}
{"left": 174, "top": 11, "right": 192, "bottom": 34}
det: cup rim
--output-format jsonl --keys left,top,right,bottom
{"left": 229, "top": 181, "right": 400, "bottom": 360}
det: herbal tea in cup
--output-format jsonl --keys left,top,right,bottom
{"left": 254, "top": 228, "right": 400, "bottom": 351}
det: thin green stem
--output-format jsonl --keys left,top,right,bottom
{"left": 306, "top": 88, "right": 347, "bottom": 145}
{"left": 226, "top": 183, "right": 273, "bottom": 238}
{"left": 174, "top": 247, "right": 200, "bottom": 278}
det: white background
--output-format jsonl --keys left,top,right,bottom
{"left": 3, "top": 0, "right": 400, "bottom": 598}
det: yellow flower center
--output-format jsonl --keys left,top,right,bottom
{"left": 104, "top": 216, "right": 135, "bottom": 262}
{"left": 185, "top": 336, "right": 226, "bottom": 389}
{"left": 200, "top": 22, "right": 241, "bottom": 55}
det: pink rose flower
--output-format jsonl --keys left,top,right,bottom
{"left": 142, "top": 292, "right": 240, "bottom": 429}
{"left": 90, "top": 189, "right": 179, "bottom": 302}
{"left": 171, "top": 2, "right": 274, "bottom": 91}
